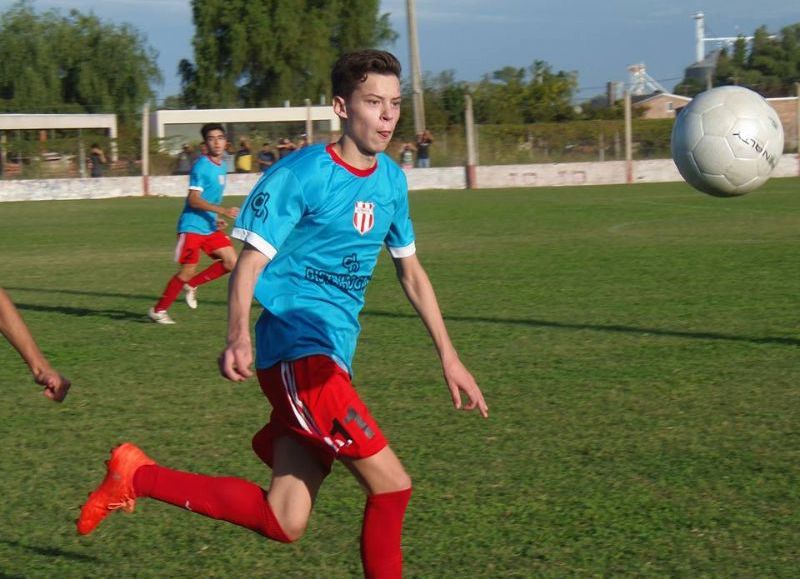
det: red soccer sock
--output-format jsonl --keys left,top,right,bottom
{"left": 153, "top": 275, "right": 185, "bottom": 312}
{"left": 360, "top": 487, "right": 412, "bottom": 579}
{"left": 187, "top": 261, "right": 229, "bottom": 288}
{"left": 132, "top": 464, "right": 291, "bottom": 543}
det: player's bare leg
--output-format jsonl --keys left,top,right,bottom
{"left": 265, "top": 435, "right": 329, "bottom": 541}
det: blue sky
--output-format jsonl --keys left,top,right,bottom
{"left": 3, "top": 0, "right": 797, "bottom": 101}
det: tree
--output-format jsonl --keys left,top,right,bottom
{"left": 470, "top": 61, "right": 577, "bottom": 124}
{"left": 180, "top": 0, "right": 397, "bottom": 108}
{"left": 0, "top": 0, "right": 161, "bottom": 114}
{"left": 677, "top": 21, "right": 800, "bottom": 97}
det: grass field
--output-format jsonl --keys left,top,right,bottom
{"left": 1, "top": 178, "right": 798, "bottom": 578}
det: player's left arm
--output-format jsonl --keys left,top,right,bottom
{"left": 392, "top": 254, "right": 488, "bottom": 418}
{"left": 0, "top": 288, "right": 71, "bottom": 402}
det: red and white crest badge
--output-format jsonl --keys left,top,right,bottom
{"left": 352, "top": 201, "right": 375, "bottom": 235}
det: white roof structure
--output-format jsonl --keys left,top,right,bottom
{"left": 0, "top": 113, "right": 118, "bottom": 161}
{"left": 149, "top": 105, "right": 341, "bottom": 146}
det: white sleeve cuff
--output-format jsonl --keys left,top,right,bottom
{"left": 188, "top": 185, "right": 203, "bottom": 191}
{"left": 232, "top": 228, "right": 277, "bottom": 259}
{"left": 387, "top": 241, "right": 416, "bottom": 258}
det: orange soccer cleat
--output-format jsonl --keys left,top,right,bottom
{"left": 77, "top": 442, "right": 156, "bottom": 535}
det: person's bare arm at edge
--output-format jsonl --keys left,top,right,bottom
{"left": 219, "top": 245, "right": 270, "bottom": 382}
{"left": 392, "top": 254, "right": 488, "bottom": 418}
{"left": 0, "top": 288, "right": 71, "bottom": 402}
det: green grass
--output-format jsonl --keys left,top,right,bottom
{"left": 1, "top": 178, "right": 799, "bottom": 577}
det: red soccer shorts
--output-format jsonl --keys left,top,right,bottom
{"left": 174, "top": 230, "right": 232, "bottom": 264}
{"left": 252, "top": 355, "right": 388, "bottom": 472}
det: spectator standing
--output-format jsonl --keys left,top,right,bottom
{"left": 415, "top": 129, "right": 433, "bottom": 168}
{"left": 223, "top": 142, "right": 236, "bottom": 174}
{"left": 235, "top": 139, "right": 253, "bottom": 173}
{"left": 399, "top": 141, "right": 415, "bottom": 170}
{"left": 256, "top": 142, "right": 276, "bottom": 173}
{"left": 175, "top": 144, "right": 193, "bottom": 175}
{"left": 276, "top": 137, "right": 297, "bottom": 159}
{"left": 88, "top": 143, "right": 107, "bottom": 177}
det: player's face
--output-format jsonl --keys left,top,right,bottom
{"left": 204, "top": 130, "right": 227, "bottom": 159}
{"left": 336, "top": 73, "right": 401, "bottom": 155}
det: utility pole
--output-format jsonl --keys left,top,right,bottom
{"left": 406, "top": 0, "right": 426, "bottom": 136}
{"left": 624, "top": 90, "right": 633, "bottom": 184}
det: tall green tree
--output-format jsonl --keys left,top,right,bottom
{"left": 471, "top": 61, "right": 577, "bottom": 124}
{"left": 678, "top": 21, "right": 800, "bottom": 97}
{"left": 180, "top": 0, "right": 396, "bottom": 108}
{"left": 0, "top": 0, "right": 161, "bottom": 114}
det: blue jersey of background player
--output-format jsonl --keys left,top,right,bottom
{"left": 178, "top": 154, "right": 228, "bottom": 234}
{"left": 231, "top": 142, "right": 415, "bottom": 375}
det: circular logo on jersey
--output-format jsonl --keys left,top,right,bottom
{"left": 249, "top": 190, "right": 270, "bottom": 220}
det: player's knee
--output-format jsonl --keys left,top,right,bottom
{"left": 395, "top": 472, "right": 412, "bottom": 492}
{"left": 222, "top": 254, "right": 237, "bottom": 272}
{"left": 277, "top": 514, "right": 309, "bottom": 543}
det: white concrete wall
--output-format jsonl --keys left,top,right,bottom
{"left": 1, "top": 155, "right": 797, "bottom": 202}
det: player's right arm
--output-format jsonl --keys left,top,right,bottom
{"left": 186, "top": 189, "right": 239, "bottom": 219}
{"left": 219, "top": 245, "right": 270, "bottom": 382}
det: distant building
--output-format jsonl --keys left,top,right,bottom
{"left": 631, "top": 90, "right": 798, "bottom": 151}
{"left": 632, "top": 93, "right": 692, "bottom": 119}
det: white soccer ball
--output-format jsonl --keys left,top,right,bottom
{"left": 671, "top": 85, "right": 784, "bottom": 197}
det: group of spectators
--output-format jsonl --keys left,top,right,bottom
{"left": 174, "top": 135, "right": 309, "bottom": 176}
{"left": 175, "top": 128, "right": 434, "bottom": 176}
{"left": 397, "top": 129, "right": 434, "bottom": 170}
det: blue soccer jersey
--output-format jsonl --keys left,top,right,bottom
{"left": 232, "top": 143, "right": 416, "bottom": 375}
{"left": 177, "top": 155, "right": 228, "bottom": 235}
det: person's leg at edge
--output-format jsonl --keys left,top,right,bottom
{"left": 154, "top": 262, "right": 197, "bottom": 313}
{"left": 186, "top": 245, "right": 237, "bottom": 289}
{"left": 132, "top": 435, "right": 327, "bottom": 542}
{"left": 343, "top": 446, "right": 413, "bottom": 579}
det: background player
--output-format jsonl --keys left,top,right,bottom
{"left": 78, "top": 50, "right": 487, "bottom": 578}
{"left": 0, "top": 288, "right": 70, "bottom": 401}
{"left": 148, "top": 123, "right": 240, "bottom": 324}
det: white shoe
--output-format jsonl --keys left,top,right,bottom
{"left": 148, "top": 308, "right": 176, "bottom": 325}
{"left": 183, "top": 284, "right": 198, "bottom": 310}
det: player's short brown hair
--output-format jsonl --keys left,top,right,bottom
{"left": 331, "top": 50, "right": 401, "bottom": 100}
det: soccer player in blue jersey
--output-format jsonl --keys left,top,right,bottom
{"left": 78, "top": 50, "right": 487, "bottom": 578}
{"left": 148, "top": 123, "right": 240, "bottom": 324}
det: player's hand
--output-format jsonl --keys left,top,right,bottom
{"left": 35, "top": 368, "right": 71, "bottom": 403}
{"left": 443, "top": 357, "right": 488, "bottom": 418}
{"left": 224, "top": 207, "right": 240, "bottom": 219}
{"left": 216, "top": 218, "right": 228, "bottom": 230}
{"left": 218, "top": 339, "right": 253, "bottom": 382}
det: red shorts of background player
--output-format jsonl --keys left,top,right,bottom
{"left": 252, "top": 355, "right": 388, "bottom": 474}
{"left": 174, "top": 230, "right": 232, "bottom": 265}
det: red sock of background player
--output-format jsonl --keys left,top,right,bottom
{"left": 360, "top": 488, "right": 412, "bottom": 579}
{"left": 153, "top": 275, "right": 184, "bottom": 312}
{"left": 187, "top": 261, "right": 228, "bottom": 288}
{"left": 133, "top": 464, "right": 290, "bottom": 542}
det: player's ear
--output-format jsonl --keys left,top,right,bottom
{"left": 332, "top": 96, "right": 348, "bottom": 120}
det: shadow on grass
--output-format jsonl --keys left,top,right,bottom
{"left": 3, "top": 286, "right": 226, "bottom": 307}
{"left": 14, "top": 302, "right": 149, "bottom": 323}
{"left": 363, "top": 309, "right": 800, "bottom": 347}
{"left": 7, "top": 287, "right": 798, "bottom": 347}
{"left": 0, "top": 537, "right": 99, "bottom": 563}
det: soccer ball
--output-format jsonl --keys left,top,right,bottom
{"left": 671, "top": 85, "right": 784, "bottom": 197}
